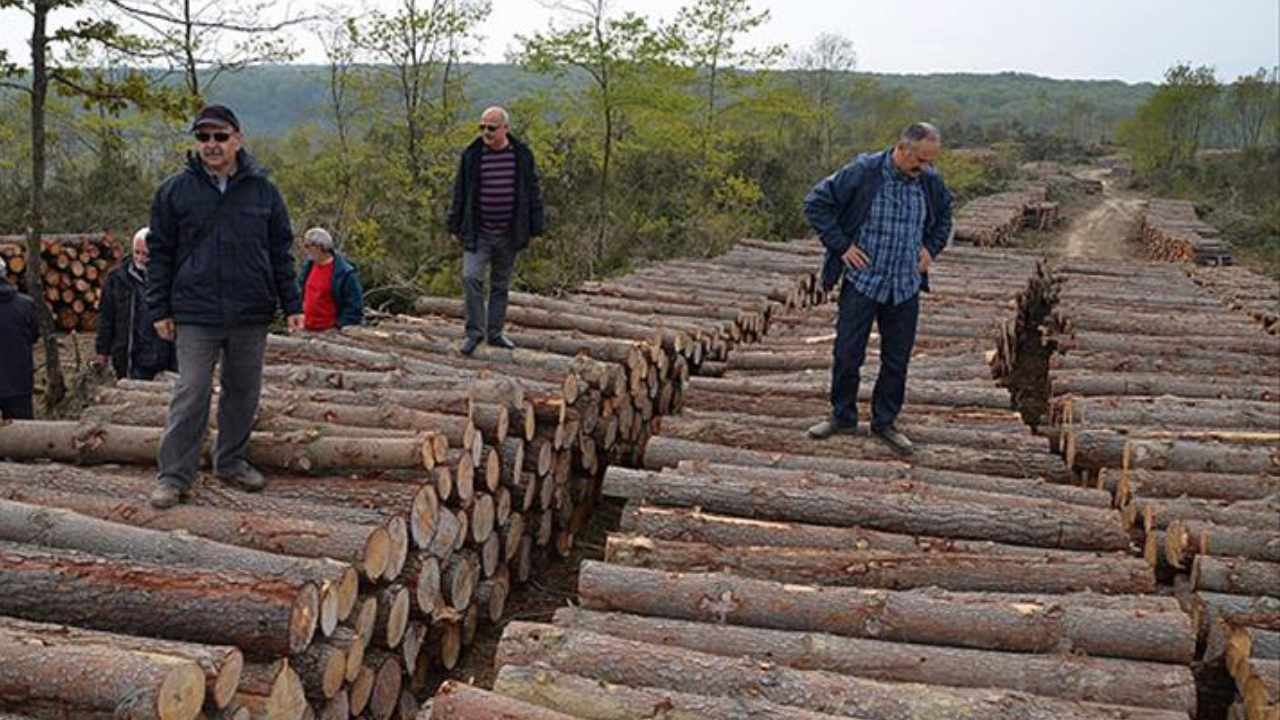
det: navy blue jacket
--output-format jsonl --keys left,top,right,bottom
{"left": 448, "top": 136, "right": 546, "bottom": 252}
{"left": 0, "top": 280, "right": 39, "bottom": 398}
{"left": 147, "top": 150, "right": 302, "bottom": 326}
{"left": 96, "top": 261, "right": 175, "bottom": 377}
{"left": 804, "top": 149, "right": 953, "bottom": 293}
{"left": 299, "top": 253, "right": 365, "bottom": 328}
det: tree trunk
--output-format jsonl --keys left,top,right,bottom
{"left": 605, "top": 466, "right": 1131, "bottom": 551}
{"left": 1119, "top": 469, "right": 1280, "bottom": 504}
{"left": 424, "top": 680, "right": 580, "bottom": 719}
{"left": 0, "top": 629, "right": 205, "bottom": 720}
{"left": 1068, "top": 396, "right": 1280, "bottom": 432}
{"left": 233, "top": 660, "right": 307, "bottom": 720}
{"left": 688, "top": 375, "right": 1013, "bottom": 409}
{"left": 0, "top": 540, "right": 318, "bottom": 658}
{"left": 1050, "top": 370, "right": 1278, "bottom": 401}
{"left": 289, "top": 640, "right": 345, "bottom": 702}
{"left": 577, "top": 561, "right": 1194, "bottom": 663}
{"left": 494, "top": 663, "right": 848, "bottom": 720}
{"left": 605, "top": 535, "right": 1155, "bottom": 594}
{"left": 552, "top": 607, "right": 1196, "bottom": 713}
{"left": 497, "top": 622, "right": 1188, "bottom": 720}
{"left": 362, "top": 648, "right": 402, "bottom": 720}
{"left": 0, "top": 482, "right": 391, "bottom": 582}
{"left": 1193, "top": 555, "right": 1280, "bottom": 597}
{"left": 1168, "top": 519, "right": 1280, "bottom": 566}
{"left": 1125, "top": 437, "right": 1280, "bottom": 475}
{"left": 1139, "top": 496, "right": 1280, "bottom": 534}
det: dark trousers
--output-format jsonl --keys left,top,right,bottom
{"left": 830, "top": 283, "right": 920, "bottom": 429}
{"left": 0, "top": 395, "right": 34, "bottom": 420}
{"left": 462, "top": 230, "right": 517, "bottom": 341}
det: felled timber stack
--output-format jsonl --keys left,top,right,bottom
{"left": 1036, "top": 255, "right": 1279, "bottom": 719}
{"left": 0, "top": 233, "right": 119, "bottom": 331}
{"left": 1142, "top": 198, "right": 1233, "bottom": 265}
{"left": 953, "top": 186, "right": 1049, "bottom": 246}
{"left": 471, "top": 240, "right": 1199, "bottom": 720}
{"left": 1188, "top": 264, "right": 1280, "bottom": 335}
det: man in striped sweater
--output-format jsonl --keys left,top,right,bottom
{"left": 448, "top": 106, "right": 546, "bottom": 355}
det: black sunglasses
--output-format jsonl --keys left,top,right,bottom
{"left": 479, "top": 123, "right": 503, "bottom": 132}
{"left": 194, "top": 131, "right": 232, "bottom": 143}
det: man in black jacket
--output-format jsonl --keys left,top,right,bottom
{"left": 0, "top": 256, "right": 40, "bottom": 420}
{"left": 95, "top": 227, "right": 174, "bottom": 379}
{"left": 145, "top": 105, "right": 303, "bottom": 509}
{"left": 448, "top": 106, "right": 545, "bottom": 355}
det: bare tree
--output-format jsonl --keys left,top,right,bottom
{"left": 792, "top": 32, "right": 856, "bottom": 169}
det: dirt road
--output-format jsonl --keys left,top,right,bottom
{"left": 1047, "top": 171, "right": 1146, "bottom": 260}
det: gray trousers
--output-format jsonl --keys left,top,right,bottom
{"left": 156, "top": 324, "right": 268, "bottom": 489}
{"left": 462, "top": 230, "right": 517, "bottom": 341}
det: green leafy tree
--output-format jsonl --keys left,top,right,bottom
{"left": 1120, "top": 63, "right": 1220, "bottom": 179}
{"left": 790, "top": 32, "right": 855, "bottom": 171}
{"left": 1227, "top": 67, "right": 1279, "bottom": 149}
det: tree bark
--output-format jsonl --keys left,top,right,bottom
{"left": 1124, "top": 437, "right": 1280, "bottom": 475}
{"left": 1050, "top": 370, "right": 1278, "bottom": 401}
{"left": 605, "top": 466, "right": 1131, "bottom": 551}
{"left": 1168, "top": 519, "right": 1280, "bottom": 566}
{"left": 1119, "top": 469, "right": 1280, "bottom": 504}
{"left": 494, "top": 663, "right": 848, "bottom": 720}
{"left": 1193, "top": 555, "right": 1280, "bottom": 598}
{"left": 552, "top": 607, "right": 1195, "bottom": 713}
{"left": 606, "top": 535, "right": 1155, "bottom": 594}
{"left": 233, "top": 660, "right": 307, "bottom": 720}
{"left": 1067, "top": 396, "right": 1280, "bottom": 432}
{"left": 0, "top": 629, "right": 206, "bottom": 720}
{"left": 577, "top": 561, "right": 1194, "bottom": 663}
{"left": 0, "top": 540, "right": 318, "bottom": 658}
{"left": 424, "top": 680, "right": 581, "bottom": 719}
{"left": 497, "top": 622, "right": 1188, "bottom": 720}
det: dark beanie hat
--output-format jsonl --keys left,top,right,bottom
{"left": 191, "top": 104, "right": 241, "bottom": 132}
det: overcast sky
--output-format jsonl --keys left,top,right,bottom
{"left": 1, "top": 0, "right": 1276, "bottom": 83}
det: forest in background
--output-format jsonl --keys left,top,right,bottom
{"left": 0, "top": 0, "right": 1276, "bottom": 314}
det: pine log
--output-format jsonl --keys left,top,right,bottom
{"left": 605, "top": 535, "right": 1156, "bottom": 593}
{"left": 1191, "top": 593, "right": 1280, "bottom": 640}
{"left": 1193, "top": 555, "right": 1280, "bottom": 597}
{"left": 234, "top": 660, "right": 307, "bottom": 720}
{"left": 0, "top": 630, "right": 206, "bottom": 720}
{"left": 497, "top": 622, "right": 1188, "bottom": 720}
{"left": 494, "top": 663, "right": 848, "bottom": 720}
{"left": 1067, "top": 396, "right": 1280, "bottom": 432}
{"left": 577, "top": 561, "right": 1194, "bottom": 662}
{"left": 0, "top": 540, "right": 318, "bottom": 658}
{"left": 1238, "top": 658, "right": 1280, "bottom": 720}
{"left": 604, "top": 466, "right": 1131, "bottom": 551}
{"left": 362, "top": 648, "right": 403, "bottom": 720}
{"left": 425, "top": 680, "right": 581, "bottom": 719}
{"left": 0, "top": 482, "right": 390, "bottom": 581}
{"left": 1124, "top": 437, "right": 1280, "bottom": 475}
{"left": 1179, "top": 520, "right": 1280, "bottom": 564}
{"left": 0, "top": 614, "right": 241, "bottom": 710}
{"left": 1050, "top": 370, "right": 1278, "bottom": 401}
{"left": 289, "top": 641, "right": 345, "bottom": 702}
{"left": 552, "top": 607, "right": 1196, "bottom": 713}
{"left": 371, "top": 584, "right": 411, "bottom": 650}
{"left": 0, "top": 499, "right": 355, "bottom": 634}
{"left": 1141, "top": 497, "right": 1280, "bottom": 533}
{"left": 1119, "top": 469, "right": 1280, "bottom": 504}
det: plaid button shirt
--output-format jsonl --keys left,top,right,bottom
{"left": 845, "top": 158, "right": 927, "bottom": 305}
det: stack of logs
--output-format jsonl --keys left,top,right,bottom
{"left": 0, "top": 239, "right": 822, "bottom": 720}
{"left": 1188, "top": 264, "right": 1280, "bottom": 335}
{"left": 1034, "top": 256, "right": 1279, "bottom": 720}
{"left": 953, "top": 186, "right": 1052, "bottom": 246}
{"left": 1141, "top": 199, "right": 1233, "bottom": 265}
{"left": 0, "top": 233, "right": 119, "bottom": 331}
{"left": 446, "top": 240, "right": 1201, "bottom": 720}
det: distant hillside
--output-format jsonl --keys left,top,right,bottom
{"left": 207, "top": 64, "right": 1153, "bottom": 142}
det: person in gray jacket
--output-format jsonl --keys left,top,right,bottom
{"left": 145, "top": 104, "right": 303, "bottom": 509}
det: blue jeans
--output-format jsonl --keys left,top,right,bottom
{"left": 830, "top": 284, "right": 920, "bottom": 429}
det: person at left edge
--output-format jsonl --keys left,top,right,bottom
{"left": 145, "top": 104, "right": 304, "bottom": 509}
{"left": 0, "top": 255, "right": 40, "bottom": 420}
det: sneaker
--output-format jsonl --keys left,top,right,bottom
{"left": 460, "top": 336, "right": 482, "bottom": 356}
{"left": 806, "top": 419, "right": 858, "bottom": 440}
{"left": 487, "top": 333, "right": 516, "bottom": 350}
{"left": 872, "top": 425, "right": 915, "bottom": 456}
{"left": 149, "top": 483, "right": 184, "bottom": 509}
{"left": 217, "top": 465, "right": 266, "bottom": 492}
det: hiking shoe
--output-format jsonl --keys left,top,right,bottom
{"left": 460, "top": 336, "right": 482, "bottom": 356}
{"left": 217, "top": 465, "right": 266, "bottom": 492}
{"left": 872, "top": 425, "right": 915, "bottom": 456}
{"left": 487, "top": 333, "right": 516, "bottom": 350}
{"left": 149, "top": 483, "right": 185, "bottom": 509}
{"left": 806, "top": 419, "right": 858, "bottom": 440}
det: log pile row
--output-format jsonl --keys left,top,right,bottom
{"left": 1035, "top": 256, "right": 1280, "bottom": 720}
{"left": 953, "top": 186, "right": 1050, "bottom": 246}
{"left": 0, "top": 239, "right": 825, "bottom": 719}
{"left": 1142, "top": 199, "right": 1233, "bottom": 265}
{"left": 0, "top": 233, "right": 120, "bottom": 331}
{"left": 1188, "top": 264, "right": 1280, "bottom": 335}
{"left": 459, "top": 241, "right": 1200, "bottom": 720}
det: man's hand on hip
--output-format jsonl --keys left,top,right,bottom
{"left": 153, "top": 318, "right": 175, "bottom": 341}
{"left": 918, "top": 247, "right": 933, "bottom": 273}
{"left": 842, "top": 245, "right": 870, "bottom": 271}
{"left": 287, "top": 314, "right": 305, "bottom": 334}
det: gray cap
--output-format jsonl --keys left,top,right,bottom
{"left": 303, "top": 227, "right": 335, "bottom": 251}
{"left": 0, "top": 256, "right": 6, "bottom": 275}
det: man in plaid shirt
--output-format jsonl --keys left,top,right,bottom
{"left": 802, "top": 123, "right": 953, "bottom": 455}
